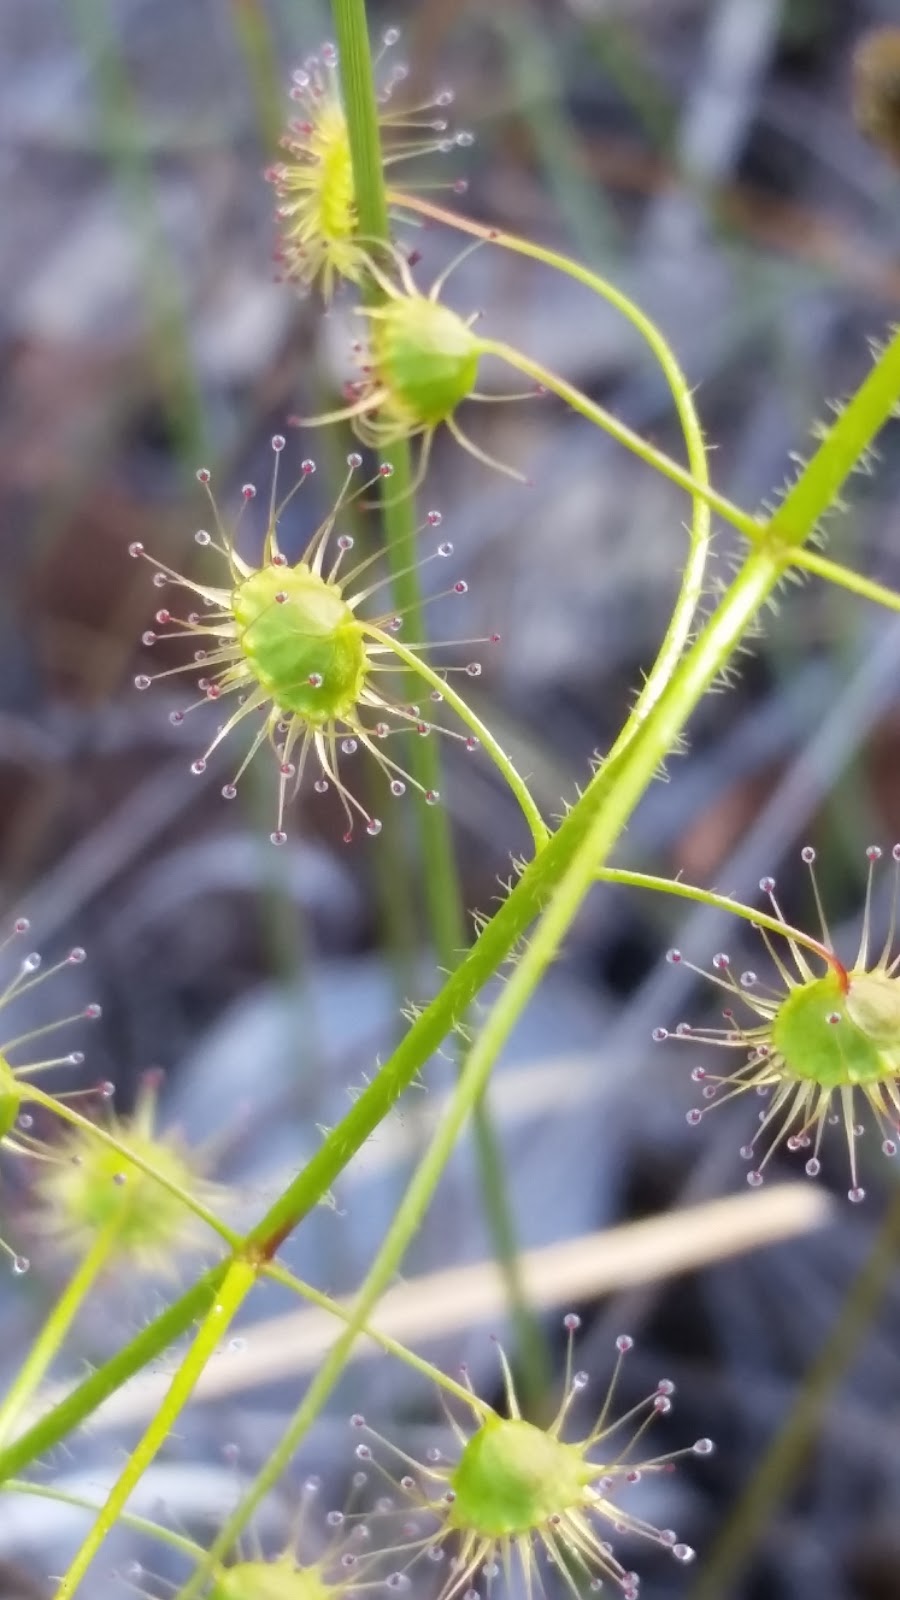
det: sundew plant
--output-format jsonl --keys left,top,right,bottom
{"left": 4, "top": 6, "right": 900, "bottom": 1600}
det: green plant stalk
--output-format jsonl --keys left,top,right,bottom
{"left": 7, "top": 1479, "right": 203, "bottom": 1563}
{"left": 386, "top": 192, "right": 716, "bottom": 746}
{"left": 0, "top": 1221, "right": 122, "bottom": 1452}
{"left": 54, "top": 1256, "right": 257, "bottom": 1598}
{"left": 479, "top": 335, "right": 763, "bottom": 541}
{"left": 689, "top": 1186, "right": 900, "bottom": 1600}
{"left": 176, "top": 545, "right": 787, "bottom": 1594}
{"left": 791, "top": 547, "right": 900, "bottom": 615}
{"left": 263, "top": 1260, "right": 491, "bottom": 1416}
{"left": 768, "top": 335, "right": 900, "bottom": 544}
{"left": 333, "top": 0, "right": 463, "bottom": 949}
{"left": 332, "top": 0, "right": 542, "bottom": 1391}
{"left": 0, "top": 1267, "right": 227, "bottom": 1480}
{"left": 361, "top": 622, "right": 548, "bottom": 847}
{"left": 594, "top": 868, "right": 838, "bottom": 965}
{"left": 10, "top": 329, "right": 900, "bottom": 1497}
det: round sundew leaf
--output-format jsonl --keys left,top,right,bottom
{"left": 232, "top": 565, "right": 368, "bottom": 722}
{"left": 448, "top": 1416, "right": 587, "bottom": 1537}
{"left": 374, "top": 296, "right": 481, "bottom": 428}
{"left": 772, "top": 971, "right": 898, "bottom": 1089}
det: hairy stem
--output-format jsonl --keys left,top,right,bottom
{"left": 361, "top": 622, "right": 549, "bottom": 847}
{"left": 333, "top": 0, "right": 541, "bottom": 1387}
{"left": 478, "top": 336, "right": 762, "bottom": 542}
{"left": 54, "top": 1257, "right": 257, "bottom": 1597}
{"left": 0, "top": 1222, "right": 122, "bottom": 1451}
{"left": 6, "top": 1480, "right": 202, "bottom": 1563}
{"left": 790, "top": 547, "right": 900, "bottom": 615}
{"left": 596, "top": 868, "right": 838, "bottom": 966}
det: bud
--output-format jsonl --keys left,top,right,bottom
{"left": 666, "top": 845, "right": 900, "bottom": 1201}
{"left": 201, "top": 1461, "right": 381, "bottom": 1600}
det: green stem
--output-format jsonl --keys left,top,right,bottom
{"left": 0, "top": 1222, "right": 121, "bottom": 1451}
{"left": 790, "top": 547, "right": 900, "bottom": 615}
{"left": 391, "top": 188, "right": 714, "bottom": 523}
{"left": 333, "top": 0, "right": 462, "bottom": 956}
{"left": 478, "top": 336, "right": 763, "bottom": 542}
{"left": 10, "top": 327, "right": 900, "bottom": 1490}
{"left": 595, "top": 868, "right": 838, "bottom": 967}
{"left": 689, "top": 1187, "right": 900, "bottom": 1600}
{"left": 0, "top": 1267, "right": 228, "bottom": 1482}
{"left": 768, "top": 332, "right": 900, "bottom": 546}
{"left": 176, "top": 547, "right": 784, "bottom": 1593}
{"left": 361, "top": 622, "right": 549, "bottom": 848}
{"left": 53, "top": 1257, "right": 257, "bottom": 1598}
{"left": 389, "top": 193, "right": 716, "bottom": 762}
{"left": 6, "top": 1480, "right": 203, "bottom": 1564}
{"left": 333, "top": 0, "right": 542, "bottom": 1394}
{"left": 263, "top": 1261, "right": 491, "bottom": 1416}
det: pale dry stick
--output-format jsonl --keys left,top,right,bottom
{"left": 18, "top": 1184, "right": 828, "bottom": 1437}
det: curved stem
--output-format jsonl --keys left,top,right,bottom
{"left": 392, "top": 190, "right": 716, "bottom": 741}
{"left": 595, "top": 867, "right": 837, "bottom": 968}
{"left": 28, "top": 1086, "right": 239, "bottom": 1249}
{"left": 477, "top": 336, "right": 763, "bottom": 543}
{"left": 0, "top": 1221, "right": 122, "bottom": 1451}
{"left": 361, "top": 622, "right": 549, "bottom": 849}
{"left": 53, "top": 1256, "right": 257, "bottom": 1598}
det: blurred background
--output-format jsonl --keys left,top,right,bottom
{"left": 2, "top": 0, "right": 900, "bottom": 1596}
